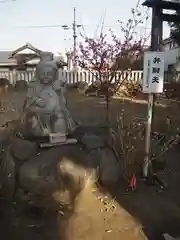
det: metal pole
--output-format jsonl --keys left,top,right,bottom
{"left": 143, "top": 5, "right": 163, "bottom": 177}
{"left": 73, "top": 7, "right": 77, "bottom": 69}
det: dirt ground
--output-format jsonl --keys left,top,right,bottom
{"left": 1, "top": 90, "right": 180, "bottom": 240}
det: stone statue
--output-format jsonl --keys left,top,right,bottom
{"left": 0, "top": 54, "right": 121, "bottom": 213}
{"left": 0, "top": 51, "right": 121, "bottom": 206}
{"left": 23, "top": 51, "right": 76, "bottom": 137}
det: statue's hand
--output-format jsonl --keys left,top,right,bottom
{"left": 35, "top": 98, "right": 46, "bottom": 108}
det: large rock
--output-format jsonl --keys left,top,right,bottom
{"left": 98, "top": 148, "right": 121, "bottom": 186}
{"left": 10, "top": 137, "right": 37, "bottom": 162}
{"left": 19, "top": 144, "right": 96, "bottom": 200}
{"left": 19, "top": 147, "right": 60, "bottom": 196}
{"left": 0, "top": 128, "right": 121, "bottom": 207}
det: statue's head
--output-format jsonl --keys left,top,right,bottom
{"left": 40, "top": 51, "right": 54, "bottom": 61}
{"left": 36, "top": 59, "right": 58, "bottom": 84}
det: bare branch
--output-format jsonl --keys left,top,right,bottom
{"left": 77, "top": 3, "right": 149, "bottom": 122}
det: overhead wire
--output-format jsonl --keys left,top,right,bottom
{"left": 3, "top": 24, "right": 151, "bottom": 29}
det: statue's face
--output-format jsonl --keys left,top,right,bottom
{"left": 37, "top": 63, "right": 56, "bottom": 84}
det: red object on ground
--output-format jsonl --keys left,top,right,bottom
{"left": 129, "top": 174, "right": 137, "bottom": 189}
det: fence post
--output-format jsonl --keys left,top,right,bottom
{"left": 12, "top": 69, "right": 17, "bottom": 85}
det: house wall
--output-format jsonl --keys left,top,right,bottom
{"left": 0, "top": 67, "right": 11, "bottom": 71}
{"left": 0, "top": 65, "right": 36, "bottom": 71}
{"left": 163, "top": 47, "right": 180, "bottom": 70}
{"left": 162, "top": 39, "right": 180, "bottom": 71}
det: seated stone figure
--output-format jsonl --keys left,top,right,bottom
{"left": 23, "top": 52, "right": 76, "bottom": 138}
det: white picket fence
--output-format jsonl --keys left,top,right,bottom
{"left": 0, "top": 69, "right": 143, "bottom": 85}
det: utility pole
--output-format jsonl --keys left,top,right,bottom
{"left": 62, "top": 7, "right": 81, "bottom": 70}
{"left": 72, "top": 7, "right": 77, "bottom": 69}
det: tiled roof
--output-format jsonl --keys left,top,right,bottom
{"left": 0, "top": 51, "right": 16, "bottom": 64}
{"left": 0, "top": 43, "right": 42, "bottom": 65}
{"left": 0, "top": 44, "right": 67, "bottom": 66}
{"left": 10, "top": 43, "right": 42, "bottom": 57}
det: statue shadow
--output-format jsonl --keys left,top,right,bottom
{"left": 0, "top": 196, "right": 62, "bottom": 240}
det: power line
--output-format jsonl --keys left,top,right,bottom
{"left": 9, "top": 24, "right": 151, "bottom": 30}
{"left": 60, "top": 8, "right": 82, "bottom": 69}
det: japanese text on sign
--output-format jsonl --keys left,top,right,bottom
{"left": 142, "top": 52, "right": 165, "bottom": 93}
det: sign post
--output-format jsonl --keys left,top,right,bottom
{"left": 142, "top": 52, "right": 165, "bottom": 177}
{"left": 142, "top": 0, "right": 180, "bottom": 180}
{"left": 142, "top": 0, "right": 164, "bottom": 178}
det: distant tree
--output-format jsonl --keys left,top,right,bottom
{"left": 78, "top": 6, "right": 149, "bottom": 80}
{"left": 77, "top": 4, "right": 149, "bottom": 122}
